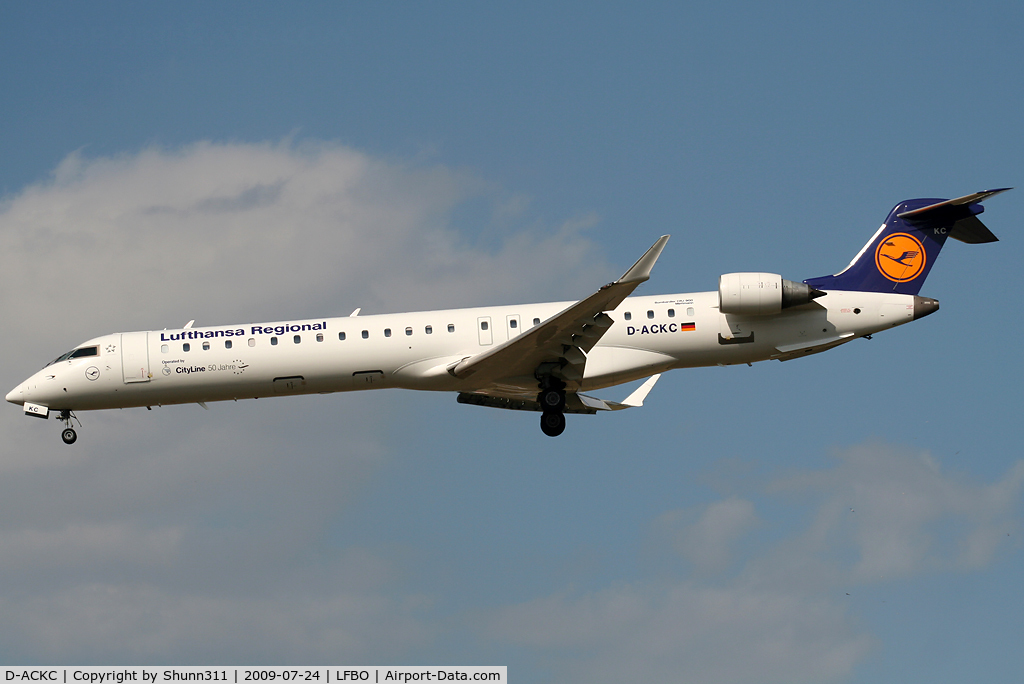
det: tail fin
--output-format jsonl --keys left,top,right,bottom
{"left": 804, "top": 189, "right": 1010, "bottom": 295}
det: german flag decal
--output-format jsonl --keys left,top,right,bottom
{"left": 679, "top": 322, "right": 696, "bottom": 332}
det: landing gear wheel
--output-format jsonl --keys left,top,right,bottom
{"left": 61, "top": 428, "right": 77, "bottom": 445}
{"left": 540, "top": 411, "right": 566, "bottom": 437}
{"left": 538, "top": 388, "right": 566, "bottom": 412}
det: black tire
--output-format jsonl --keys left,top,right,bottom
{"left": 538, "top": 388, "right": 566, "bottom": 413}
{"left": 540, "top": 411, "right": 566, "bottom": 437}
{"left": 61, "top": 428, "right": 77, "bottom": 445}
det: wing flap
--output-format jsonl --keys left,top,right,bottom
{"left": 457, "top": 374, "right": 661, "bottom": 414}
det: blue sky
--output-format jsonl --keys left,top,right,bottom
{"left": 1, "top": 2, "right": 1022, "bottom": 681}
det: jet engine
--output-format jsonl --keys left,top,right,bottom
{"left": 718, "top": 272, "right": 825, "bottom": 315}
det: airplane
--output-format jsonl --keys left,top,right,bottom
{"left": 6, "top": 189, "right": 1009, "bottom": 443}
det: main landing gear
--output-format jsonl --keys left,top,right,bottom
{"left": 538, "top": 381, "right": 566, "bottom": 437}
{"left": 58, "top": 409, "right": 80, "bottom": 445}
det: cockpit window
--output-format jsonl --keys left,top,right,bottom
{"left": 46, "top": 352, "right": 72, "bottom": 367}
{"left": 46, "top": 346, "right": 98, "bottom": 367}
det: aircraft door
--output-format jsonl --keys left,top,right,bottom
{"left": 477, "top": 317, "right": 493, "bottom": 345}
{"left": 505, "top": 314, "right": 521, "bottom": 340}
{"left": 121, "top": 332, "right": 151, "bottom": 383}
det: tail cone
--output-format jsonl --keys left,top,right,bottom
{"left": 913, "top": 296, "right": 940, "bottom": 320}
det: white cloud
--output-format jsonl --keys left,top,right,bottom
{"left": 762, "top": 442, "right": 1024, "bottom": 584}
{"left": 0, "top": 140, "right": 610, "bottom": 663}
{"left": 660, "top": 495, "right": 761, "bottom": 574}
{"left": 2, "top": 143, "right": 1019, "bottom": 678}
{"left": 487, "top": 443, "right": 1023, "bottom": 684}
{"left": 488, "top": 582, "right": 873, "bottom": 684}
{"left": 0, "top": 139, "right": 609, "bottom": 364}
{"left": 0, "top": 577, "right": 435, "bottom": 664}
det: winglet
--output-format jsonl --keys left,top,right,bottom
{"left": 578, "top": 374, "right": 662, "bottom": 411}
{"left": 620, "top": 373, "right": 661, "bottom": 407}
{"left": 616, "top": 236, "right": 670, "bottom": 284}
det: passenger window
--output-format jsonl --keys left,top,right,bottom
{"left": 510, "top": 319, "right": 517, "bottom": 328}
{"left": 316, "top": 333, "right": 323, "bottom": 342}
{"left": 533, "top": 318, "right": 540, "bottom": 326}
{"left": 406, "top": 327, "right": 413, "bottom": 336}
{"left": 161, "top": 344, "right": 169, "bottom": 353}
{"left": 624, "top": 312, "right": 632, "bottom": 321}
{"left": 202, "top": 341, "right": 210, "bottom": 351}
{"left": 668, "top": 309, "right": 675, "bottom": 318}
{"left": 293, "top": 335, "right": 301, "bottom": 344}
{"left": 425, "top": 326, "right": 433, "bottom": 334}
{"left": 647, "top": 310, "right": 654, "bottom": 319}
{"left": 339, "top": 332, "right": 346, "bottom": 341}
{"left": 183, "top": 343, "right": 191, "bottom": 352}
{"left": 271, "top": 337, "right": 278, "bottom": 346}
{"left": 384, "top": 328, "right": 392, "bottom": 338}
{"left": 225, "top": 340, "right": 233, "bottom": 349}
{"left": 687, "top": 307, "right": 695, "bottom": 317}
{"left": 481, "top": 321, "right": 489, "bottom": 331}
{"left": 248, "top": 338, "right": 256, "bottom": 347}
{"left": 448, "top": 324, "right": 455, "bottom": 333}
{"left": 361, "top": 330, "right": 369, "bottom": 339}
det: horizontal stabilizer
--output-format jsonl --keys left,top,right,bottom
{"left": 896, "top": 188, "right": 1011, "bottom": 219}
{"left": 948, "top": 216, "right": 998, "bottom": 244}
{"left": 896, "top": 188, "right": 1010, "bottom": 244}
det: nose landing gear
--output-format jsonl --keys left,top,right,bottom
{"left": 58, "top": 410, "right": 80, "bottom": 445}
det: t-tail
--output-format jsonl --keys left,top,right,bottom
{"left": 804, "top": 189, "right": 1011, "bottom": 295}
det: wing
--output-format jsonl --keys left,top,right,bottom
{"left": 448, "top": 236, "right": 670, "bottom": 394}
{"left": 457, "top": 374, "right": 662, "bottom": 414}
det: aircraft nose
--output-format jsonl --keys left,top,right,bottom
{"left": 6, "top": 385, "right": 22, "bottom": 405}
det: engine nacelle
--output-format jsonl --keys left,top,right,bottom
{"left": 719, "top": 272, "right": 824, "bottom": 315}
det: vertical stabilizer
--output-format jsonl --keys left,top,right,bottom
{"left": 805, "top": 189, "right": 1008, "bottom": 295}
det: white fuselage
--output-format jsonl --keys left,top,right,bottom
{"left": 7, "top": 288, "right": 915, "bottom": 413}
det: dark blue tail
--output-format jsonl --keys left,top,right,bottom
{"left": 804, "top": 189, "right": 1009, "bottom": 295}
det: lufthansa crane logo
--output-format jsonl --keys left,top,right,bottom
{"left": 875, "top": 233, "right": 926, "bottom": 282}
